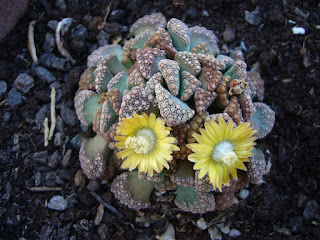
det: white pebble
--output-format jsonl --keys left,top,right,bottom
{"left": 220, "top": 225, "right": 230, "bottom": 234}
{"left": 47, "top": 195, "right": 68, "bottom": 211}
{"left": 228, "top": 229, "right": 242, "bottom": 238}
{"left": 202, "top": 10, "right": 209, "bottom": 17}
{"left": 196, "top": 217, "right": 208, "bottom": 230}
{"left": 208, "top": 226, "right": 222, "bottom": 240}
{"left": 156, "top": 223, "right": 175, "bottom": 240}
{"left": 292, "top": 26, "right": 305, "bottom": 35}
{"left": 239, "top": 189, "right": 250, "bottom": 199}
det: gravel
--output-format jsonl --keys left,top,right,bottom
{"left": 13, "top": 73, "right": 34, "bottom": 93}
{"left": 39, "top": 53, "right": 73, "bottom": 71}
{"left": 60, "top": 105, "right": 77, "bottom": 126}
{"left": 0, "top": 80, "right": 7, "bottom": 98}
{"left": 7, "top": 88, "right": 22, "bottom": 107}
{"left": 35, "top": 66, "right": 56, "bottom": 83}
{"left": 47, "top": 195, "right": 68, "bottom": 211}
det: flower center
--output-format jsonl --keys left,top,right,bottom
{"left": 125, "top": 128, "right": 156, "bottom": 154}
{"left": 211, "top": 141, "right": 237, "bottom": 165}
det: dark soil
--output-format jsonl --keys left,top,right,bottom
{"left": 0, "top": 0, "right": 319, "bottom": 239}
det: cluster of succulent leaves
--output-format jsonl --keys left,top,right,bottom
{"left": 74, "top": 13, "right": 275, "bottom": 213}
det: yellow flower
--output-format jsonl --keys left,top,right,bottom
{"left": 115, "top": 113, "right": 179, "bottom": 176}
{"left": 187, "top": 116, "right": 257, "bottom": 190}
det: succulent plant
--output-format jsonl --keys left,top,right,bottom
{"left": 74, "top": 13, "right": 275, "bottom": 213}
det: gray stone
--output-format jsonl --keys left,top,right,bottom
{"left": 60, "top": 105, "right": 77, "bottom": 125}
{"left": 97, "top": 30, "right": 109, "bottom": 46}
{"left": 55, "top": 0, "right": 67, "bottom": 12}
{"left": 62, "top": 149, "right": 72, "bottom": 168}
{"left": 45, "top": 171, "right": 56, "bottom": 181}
{"left": 43, "top": 32, "right": 55, "bottom": 53}
{"left": 0, "top": 80, "right": 7, "bottom": 99}
{"left": 2, "top": 182, "right": 11, "bottom": 201}
{"left": 71, "top": 24, "right": 87, "bottom": 41}
{"left": 228, "top": 229, "right": 241, "bottom": 238}
{"left": 303, "top": 200, "right": 319, "bottom": 220}
{"left": 47, "top": 20, "right": 59, "bottom": 31}
{"left": 47, "top": 195, "right": 68, "bottom": 211}
{"left": 239, "top": 189, "right": 250, "bottom": 199}
{"left": 70, "top": 134, "right": 86, "bottom": 150}
{"left": 48, "top": 150, "right": 60, "bottom": 168}
{"left": 7, "top": 88, "right": 22, "bottom": 107}
{"left": 32, "top": 151, "right": 48, "bottom": 165}
{"left": 35, "top": 105, "right": 50, "bottom": 129}
{"left": 2, "top": 111, "right": 11, "bottom": 122}
{"left": 39, "top": 53, "right": 72, "bottom": 71}
{"left": 245, "top": 8, "right": 262, "bottom": 25}
{"left": 110, "top": 9, "right": 125, "bottom": 21}
{"left": 87, "top": 180, "right": 100, "bottom": 192}
{"left": 54, "top": 131, "right": 64, "bottom": 146}
{"left": 35, "top": 66, "right": 56, "bottom": 83}
{"left": 14, "top": 73, "right": 34, "bottom": 93}
{"left": 223, "top": 28, "right": 236, "bottom": 43}
{"left": 55, "top": 115, "right": 65, "bottom": 132}
{"left": 34, "top": 172, "right": 42, "bottom": 186}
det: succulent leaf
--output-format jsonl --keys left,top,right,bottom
{"left": 74, "top": 90, "right": 103, "bottom": 126}
{"left": 249, "top": 102, "right": 275, "bottom": 138}
{"left": 87, "top": 44, "right": 122, "bottom": 68}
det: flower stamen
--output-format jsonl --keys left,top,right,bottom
{"left": 125, "top": 128, "right": 156, "bottom": 154}
{"left": 211, "top": 141, "right": 237, "bottom": 165}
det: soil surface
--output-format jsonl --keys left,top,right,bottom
{"left": 0, "top": 0, "right": 319, "bottom": 239}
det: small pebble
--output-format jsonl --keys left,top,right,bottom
{"left": 47, "top": 195, "right": 68, "bottom": 211}
{"left": 87, "top": 179, "right": 100, "bottom": 192}
{"left": 0, "top": 80, "right": 7, "bottom": 99}
{"left": 245, "top": 8, "right": 262, "bottom": 25}
{"left": 2, "top": 111, "right": 11, "bottom": 122}
{"left": 14, "top": 73, "right": 34, "bottom": 93}
{"left": 7, "top": 88, "right": 22, "bottom": 107}
{"left": 55, "top": 0, "right": 67, "bottom": 12}
{"left": 34, "top": 172, "right": 42, "bottom": 186}
{"left": 32, "top": 150, "right": 48, "bottom": 165}
{"left": 223, "top": 28, "right": 236, "bottom": 42}
{"left": 35, "top": 66, "right": 56, "bottom": 83}
{"left": 47, "top": 20, "right": 59, "bottom": 31}
{"left": 201, "top": 10, "right": 209, "bottom": 17}
{"left": 228, "top": 229, "right": 241, "bottom": 238}
{"left": 208, "top": 226, "right": 222, "bottom": 240}
{"left": 156, "top": 223, "right": 175, "bottom": 240}
{"left": 239, "top": 189, "right": 250, "bottom": 199}
{"left": 292, "top": 26, "right": 305, "bottom": 35}
{"left": 74, "top": 169, "right": 87, "bottom": 187}
{"left": 220, "top": 225, "right": 230, "bottom": 234}
{"left": 70, "top": 133, "right": 86, "bottom": 150}
{"left": 54, "top": 131, "right": 64, "bottom": 146}
{"left": 39, "top": 53, "right": 72, "bottom": 71}
{"left": 94, "top": 204, "right": 105, "bottom": 226}
{"left": 97, "top": 30, "right": 110, "bottom": 46}
{"left": 48, "top": 150, "right": 60, "bottom": 168}
{"left": 42, "top": 32, "right": 55, "bottom": 53}
{"left": 62, "top": 149, "right": 72, "bottom": 168}
{"left": 45, "top": 171, "right": 56, "bottom": 181}
{"left": 60, "top": 105, "right": 77, "bottom": 126}
{"left": 110, "top": 9, "right": 125, "bottom": 21}
{"left": 97, "top": 224, "right": 109, "bottom": 239}
{"left": 196, "top": 217, "right": 208, "bottom": 230}
{"left": 303, "top": 200, "right": 319, "bottom": 220}
{"left": 35, "top": 105, "right": 50, "bottom": 129}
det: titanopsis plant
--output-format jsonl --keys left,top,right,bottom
{"left": 74, "top": 13, "right": 275, "bottom": 213}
